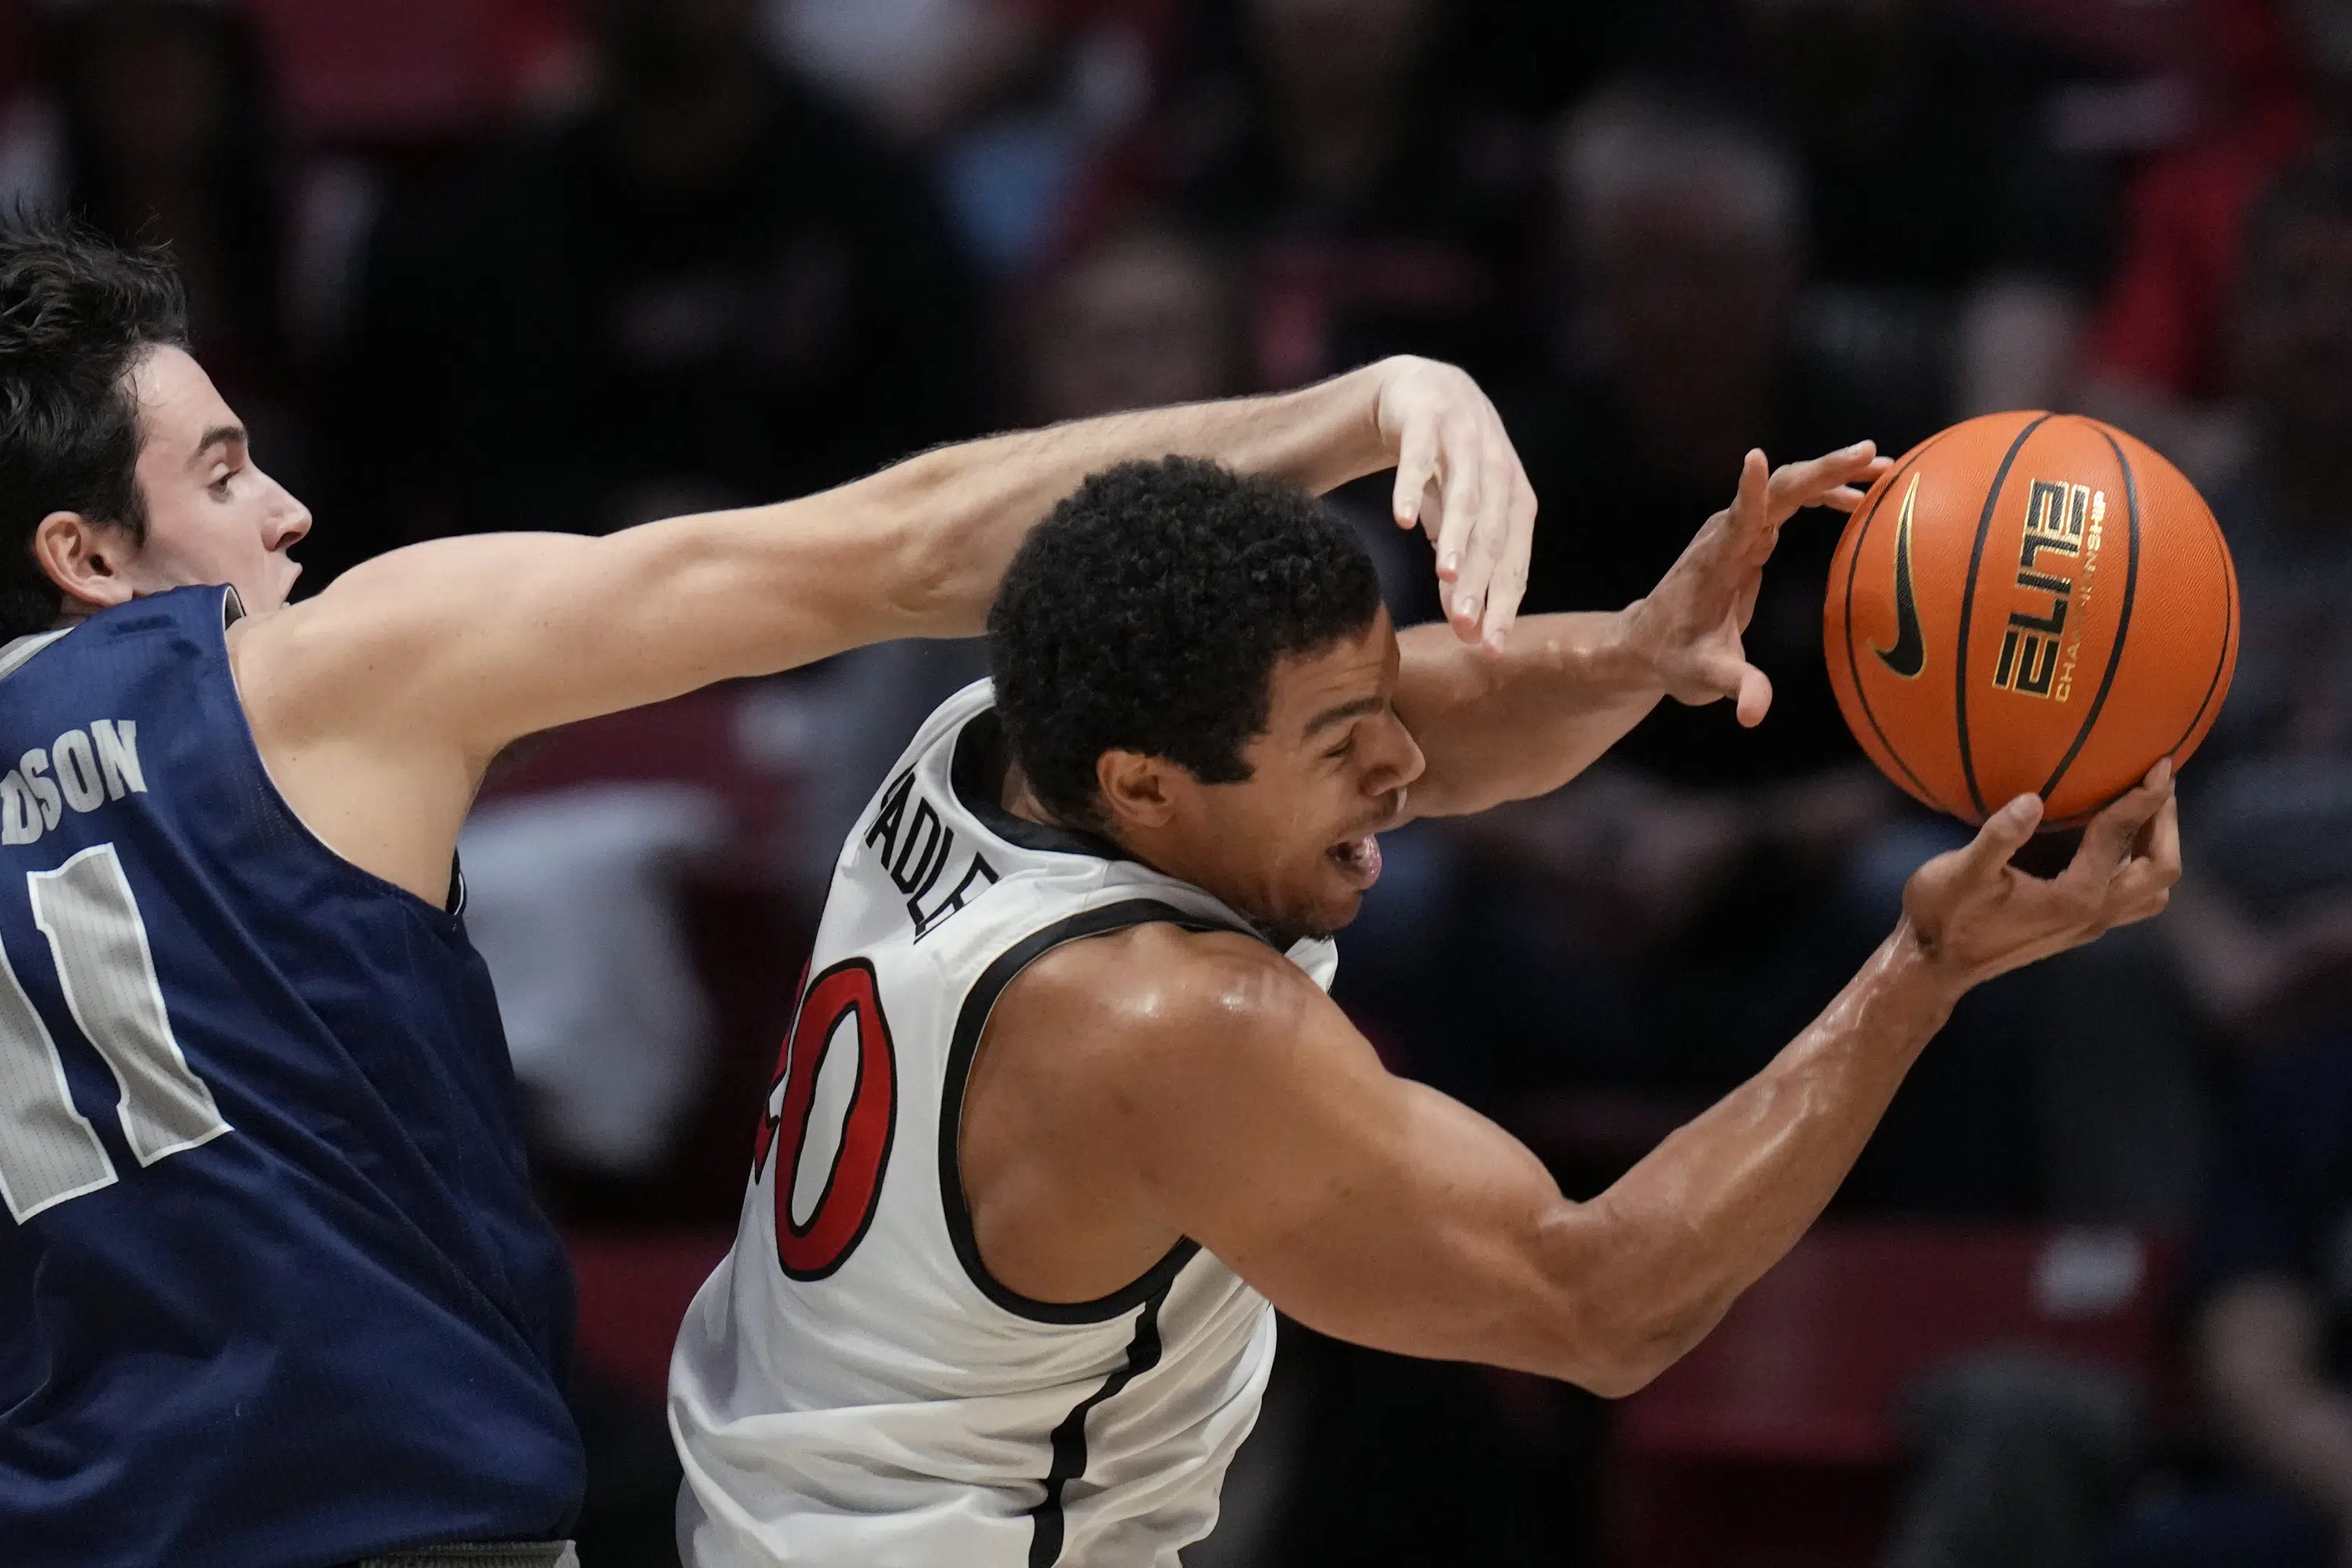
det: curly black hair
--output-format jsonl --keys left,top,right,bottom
{"left": 0, "top": 211, "right": 190, "bottom": 642}
{"left": 989, "top": 456, "right": 1384, "bottom": 825}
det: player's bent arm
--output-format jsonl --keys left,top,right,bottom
{"left": 1390, "top": 612, "right": 1661, "bottom": 820}
{"left": 1074, "top": 928, "right": 1958, "bottom": 1396}
{"left": 1062, "top": 777, "right": 2180, "bottom": 1396}
{"left": 1388, "top": 442, "right": 1894, "bottom": 821}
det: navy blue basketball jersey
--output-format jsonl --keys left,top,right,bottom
{"left": 0, "top": 587, "right": 581, "bottom": 1566}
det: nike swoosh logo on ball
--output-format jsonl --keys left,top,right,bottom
{"left": 1873, "top": 473, "right": 1927, "bottom": 679}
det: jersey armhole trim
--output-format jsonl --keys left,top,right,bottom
{"left": 211, "top": 586, "right": 468, "bottom": 924}
{"left": 938, "top": 897, "right": 1242, "bottom": 1326}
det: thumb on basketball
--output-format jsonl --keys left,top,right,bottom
{"left": 1960, "top": 793, "right": 2044, "bottom": 878}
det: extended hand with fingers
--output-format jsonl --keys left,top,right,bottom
{"left": 1624, "top": 442, "right": 1893, "bottom": 728}
{"left": 1375, "top": 358, "right": 1538, "bottom": 652}
{"left": 1903, "top": 760, "right": 2183, "bottom": 993}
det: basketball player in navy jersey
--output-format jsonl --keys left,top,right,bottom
{"left": 0, "top": 216, "right": 1537, "bottom": 1568}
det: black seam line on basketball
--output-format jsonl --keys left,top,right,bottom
{"left": 778, "top": 956, "right": 898, "bottom": 1283}
{"left": 2161, "top": 496, "right": 2237, "bottom": 763}
{"left": 1955, "top": 414, "right": 2056, "bottom": 818}
{"left": 1027, "top": 1284, "right": 1171, "bottom": 1568}
{"left": 2035, "top": 427, "right": 2143, "bottom": 803}
{"left": 939, "top": 898, "right": 1248, "bottom": 1326}
{"left": 1844, "top": 432, "right": 1960, "bottom": 814}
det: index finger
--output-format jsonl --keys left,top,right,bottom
{"left": 2104, "top": 789, "right": 2182, "bottom": 927}
{"left": 1764, "top": 444, "right": 1885, "bottom": 524}
{"left": 1726, "top": 448, "right": 1771, "bottom": 539}
{"left": 2066, "top": 759, "right": 2175, "bottom": 886}
{"left": 1432, "top": 415, "right": 1484, "bottom": 607}
{"left": 1392, "top": 421, "right": 1441, "bottom": 539}
{"left": 2139, "top": 786, "right": 2180, "bottom": 880}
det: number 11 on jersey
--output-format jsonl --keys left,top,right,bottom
{"left": 0, "top": 842, "right": 230, "bottom": 1223}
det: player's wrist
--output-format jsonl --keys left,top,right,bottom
{"left": 1882, "top": 915, "right": 1974, "bottom": 1014}
{"left": 1606, "top": 600, "right": 1675, "bottom": 696}
{"left": 1269, "top": 361, "right": 1398, "bottom": 493}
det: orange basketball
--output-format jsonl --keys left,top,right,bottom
{"left": 1823, "top": 412, "right": 2239, "bottom": 827}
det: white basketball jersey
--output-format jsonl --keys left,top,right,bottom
{"left": 670, "top": 681, "right": 1337, "bottom": 1567}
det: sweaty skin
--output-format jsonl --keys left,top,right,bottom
{"left": 38, "top": 348, "right": 1536, "bottom": 907}
{"left": 960, "top": 448, "right": 2183, "bottom": 1396}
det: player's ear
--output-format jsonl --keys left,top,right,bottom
{"left": 1095, "top": 749, "right": 1179, "bottom": 832}
{"left": 31, "top": 510, "right": 139, "bottom": 615}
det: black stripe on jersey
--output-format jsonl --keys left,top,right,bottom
{"left": 1027, "top": 1284, "right": 1171, "bottom": 1568}
{"left": 939, "top": 898, "right": 1250, "bottom": 1326}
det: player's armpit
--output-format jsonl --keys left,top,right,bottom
{"left": 225, "top": 519, "right": 900, "bottom": 903}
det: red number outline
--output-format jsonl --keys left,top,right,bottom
{"left": 757, "top": 958, "right": 898, "bottom": 1280}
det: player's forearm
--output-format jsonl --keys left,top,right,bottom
{"left": 1534, "top": 924, "right": 1959, "bottom": 1395}
{"left": 833, "top": 364, "right": 1399, "bottom": 641}
{"left": 1393, "top": 612, "right": 1663, "bottom": 818}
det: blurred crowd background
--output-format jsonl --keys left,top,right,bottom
{"left": 8, "top": 0, "right": 2352, "bottom": 1563}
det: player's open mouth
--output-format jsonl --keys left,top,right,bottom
{"left": 1326, "top": 834, "right": 1383, "bottom": 890}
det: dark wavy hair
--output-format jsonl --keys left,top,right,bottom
{"left": 0, "top": 212, "right": 190, "bottom": 641}
{"left": 988, "top": 456, "right": 1384, "bottom": 825}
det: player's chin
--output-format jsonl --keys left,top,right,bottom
{"left": 1300, "top": 875, "right": 1368, "bottom": 938}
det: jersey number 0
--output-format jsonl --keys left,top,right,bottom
{"left": 0, "top": 843, "right": 231, "bottom": 1224}
{"left": 755, "top": 958, "right": 898, "bottom": 1280}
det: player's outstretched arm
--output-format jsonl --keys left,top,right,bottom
{"left": 1050, "top": 769, "right": 2176, "bottom": 1396}
{"left": 1392, "top": 443, "right": 1891, "bottom": 820}
{"left": 230, "top": 358, "right": 1530, "bottom": 901}
{"left": 252, "top": 355, "right": 1528, "bottom": 746}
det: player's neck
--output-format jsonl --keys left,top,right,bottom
{"left": 997, "top": 757, "right": 1164, "bottom": 877}
{"left": 996, "top": 756, "right": 1303, "bottom": 947}
{"left": 996, "top": 756, "right": 1057, "bottom": 835}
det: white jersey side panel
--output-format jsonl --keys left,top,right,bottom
{"left": 671, "top": 681, "right": 1337, "bottom": 1568}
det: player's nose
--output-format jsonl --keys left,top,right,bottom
{"left": 260, "top": 469, "right": 314, "bottom": 549}
{"left": 1369, "top": 709, "right": 1426, "bottom": 794}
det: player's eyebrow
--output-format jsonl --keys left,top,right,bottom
{"left": 188, "top": 425, "right": 246, "bottom": 467}
{"left": 1302, "top": 695, "right": 1385, "bottom": 740}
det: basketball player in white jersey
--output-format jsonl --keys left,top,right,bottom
{"left": 671, "top": 449, "right": 2183, "bottom": 1567}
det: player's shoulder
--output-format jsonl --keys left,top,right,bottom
{"left": 1000, "top": 921, "right": 1330, "bottom": 1068}
{"left": 230, "top": 535, "right": 545, "bottom": 733}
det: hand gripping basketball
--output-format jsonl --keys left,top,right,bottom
{"left": 1824, "top": 412, "right": 2238, "bottom": 826}
{"left": 1900, "top": 760, "right": 2181, "bottom": 992}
